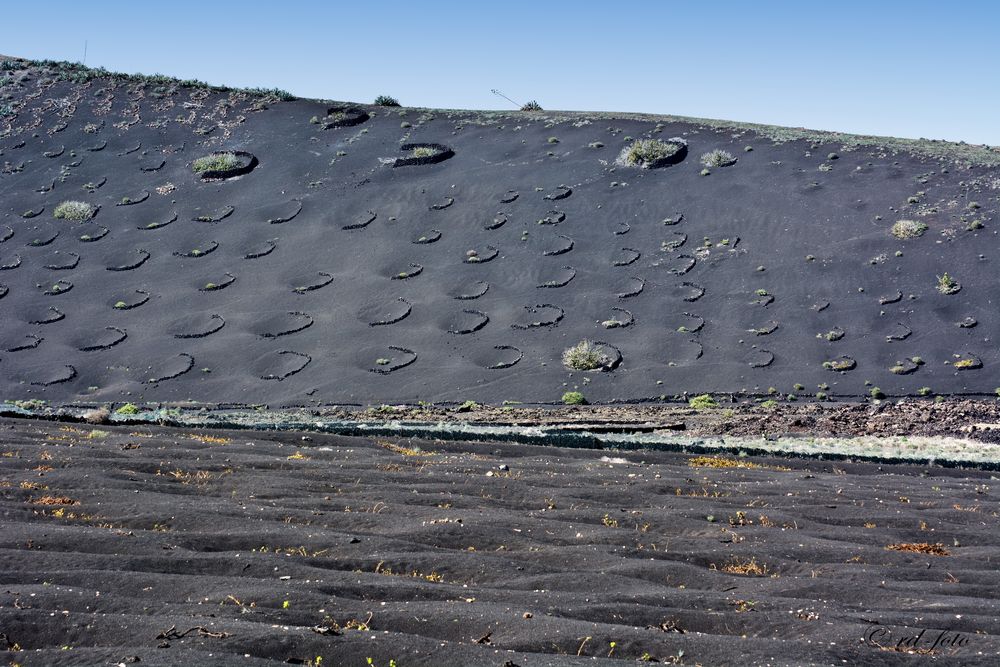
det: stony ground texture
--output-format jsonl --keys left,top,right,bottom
{"left": 1, "top": 417, "right": 999, "bottom": 666}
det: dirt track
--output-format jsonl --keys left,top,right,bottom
{"left": 2, "top": 417, "right": 999, "bottom": 666}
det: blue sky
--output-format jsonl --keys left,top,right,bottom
{"left": 4, "top": 1, "right": 998, "bottom": 144}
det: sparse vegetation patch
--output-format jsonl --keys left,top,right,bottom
{"left": 891, "top": 219, "right": 928, "bottom": 239}
{"left": 53, "top": 201, "right": 95, "bottom": 221}
{"left": 410, "top": 147, "right": 437, "bottom": 158}
{"left": 562, "top": 340, "right": 610, "bottom": 371}
{"left": 192, "top": 152, "right": 241, "bottom": 174}
{"left": 688, "top": 394, "right": 717, "bottom": 410}
{"left": 618, "top": 138, "right": 687, "bottom": 168}
{"left": 700, "top": 149, "right": 737, "bottom": 168}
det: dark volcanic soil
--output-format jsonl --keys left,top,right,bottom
{"left": 1, "top": 417, "right": 999, "bottom": 666}
{"left": 2, "top": 59, "right": 1000, "bottom": 406}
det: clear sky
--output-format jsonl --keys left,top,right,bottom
{"left": 4, "top": 0, "right": 998, "bottom": 145}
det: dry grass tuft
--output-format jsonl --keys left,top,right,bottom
{"left": 185, "top": 433, "right": 231, "bottom": 445}
{"left": 374, "top": 560, "right": 444, "bottom": 582}
{"left": 376, "top": 440, "right": 434, "bottom": 457}
{"left": 687, "top": 455, "right": 790, "bottom": 471}
{"left": 32, "top": 495, "right": 78, "bottom": 506}
{"left": 886, "top": 542, "right": 950, "bottom": 556}
{"left": 713, "top": 556, "right": 770, "bottom": 576}
{"left": 167, "top": 469, "right": 215, "bottom": 485}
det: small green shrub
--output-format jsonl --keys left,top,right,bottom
{"left": 562, "top": 391, "right": 586, "bottom": 405}
{"left": 521, "top": 100, "right": 542, "bottom": 111}
{"left": 870, "top": 387, "right": 885, "bottom": 399}
{"left": 689, "top": 394, "right": 717, "bottom": 410}
{"left": 53, "top": 200, "right": 95, "bottom": 221}
{"left": 936, "top": 273, "right": 960, "bottom": 295}
{"left": 115, "top": 403, "right": 140, "bottom": 415}
{"left": 918, "top": 387, "right": 932, "bottom": 396}
{"left": 410, "top": 146, "right": 437, "bottom": 158}
{"left": 374, "top": 95, "right": 400, "bottom": 106}
{"left": 457, "top": 400, "right": 479, "bottom": 412}
{"left": 619, "top": 138, "right": 685, "bottom": 168}
{"left": 192, "top": 152, "right": 241, "bottom": 174}
{"left": 700, "top": 149, "right": 737, "bottom": 168}
{"left": 562, "top": 340, "right": 610, "bottom": 371}
{"left": 891, "top": 219, "right": 928, "bottom": 239}
{"left": 244, "top": 87, "right": 295, "bottom": 101}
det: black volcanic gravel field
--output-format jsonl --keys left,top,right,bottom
{"left": 1, "top": 59, "right": 1000, "bottom": 406}
{"left": 1, "top": 417, "right": 999, "bottom": 666}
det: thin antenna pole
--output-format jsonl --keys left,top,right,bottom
{"left": 490, "top": 89, "right": 520, "bottom": 109}
{"left": 82, "top": 40, "right": 87, "bottom": 65}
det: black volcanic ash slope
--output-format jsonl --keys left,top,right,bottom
{"left": 1, "top": 59, "right": 1000, "bottom": 406}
